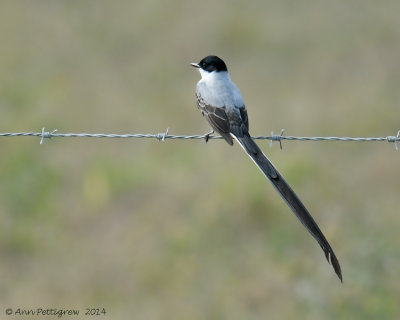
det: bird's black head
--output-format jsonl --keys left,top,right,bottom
{"left": 191, "top": 55, "right": 228, "bottom": 72}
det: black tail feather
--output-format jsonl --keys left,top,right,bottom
{"left": 234, "top": 134, "right": 342, "bottom": 282}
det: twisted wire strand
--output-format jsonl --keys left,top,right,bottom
{"left": 0, "top": 128, "right": 399, "bottom": 150}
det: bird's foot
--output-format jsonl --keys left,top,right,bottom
{"left": 203, "top": 130, "right": 214, "bottom": 143}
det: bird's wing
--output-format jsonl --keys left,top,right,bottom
{"left": 196, "top": 93, "right": 233, "bottom": 145}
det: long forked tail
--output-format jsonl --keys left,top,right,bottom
{"left": 234, "top": 133, "right": 342, "bottom": 282}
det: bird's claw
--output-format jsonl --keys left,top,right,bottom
{"left": 203, "top": 130, "right": 214, "bottom": 143}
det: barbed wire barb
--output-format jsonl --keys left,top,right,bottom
{"left": 156, "top": 127, "right": 170, "bottom": 142}
{"left": 0, "top": 127, "right": 399, "bottom": 150}
{"left": 40, "top": 127, "right": 58, "bottom": 145}
{"left": 269, "top": 129, "right": 285, "bottom": 149}
{"left": 386, "top": 130, "right": 400, "bottom": 151}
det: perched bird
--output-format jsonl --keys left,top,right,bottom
{"left": 191, "top": 55, "right": 342, "bottom": 281}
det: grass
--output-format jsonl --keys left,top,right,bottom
{"left": 1, "top": 1, "right": 400, "bottom": 319}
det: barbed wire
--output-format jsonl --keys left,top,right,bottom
{"left": 0, "top": 127, "right": 399, "bottom": 150}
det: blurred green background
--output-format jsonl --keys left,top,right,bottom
{"left": 1, "top": 1, "right": 399, "bottom": 319}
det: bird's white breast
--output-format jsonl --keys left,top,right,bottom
{"left": 196, "top": 71, "right": 244, "bottom": 109}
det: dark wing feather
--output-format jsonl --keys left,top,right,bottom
{"left": 196, "top": 93, "right": 233, "bottom": 145}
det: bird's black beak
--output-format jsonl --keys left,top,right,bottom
{"left": 190, "top": 62, "right": 200, "bottom": 68}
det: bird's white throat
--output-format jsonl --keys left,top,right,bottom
{"left": 199, "top": 69, "right": 231, "bottom": 82}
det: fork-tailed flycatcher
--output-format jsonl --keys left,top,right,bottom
{"left": 191, "top": 55, "right": 342, "bottom": 282}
